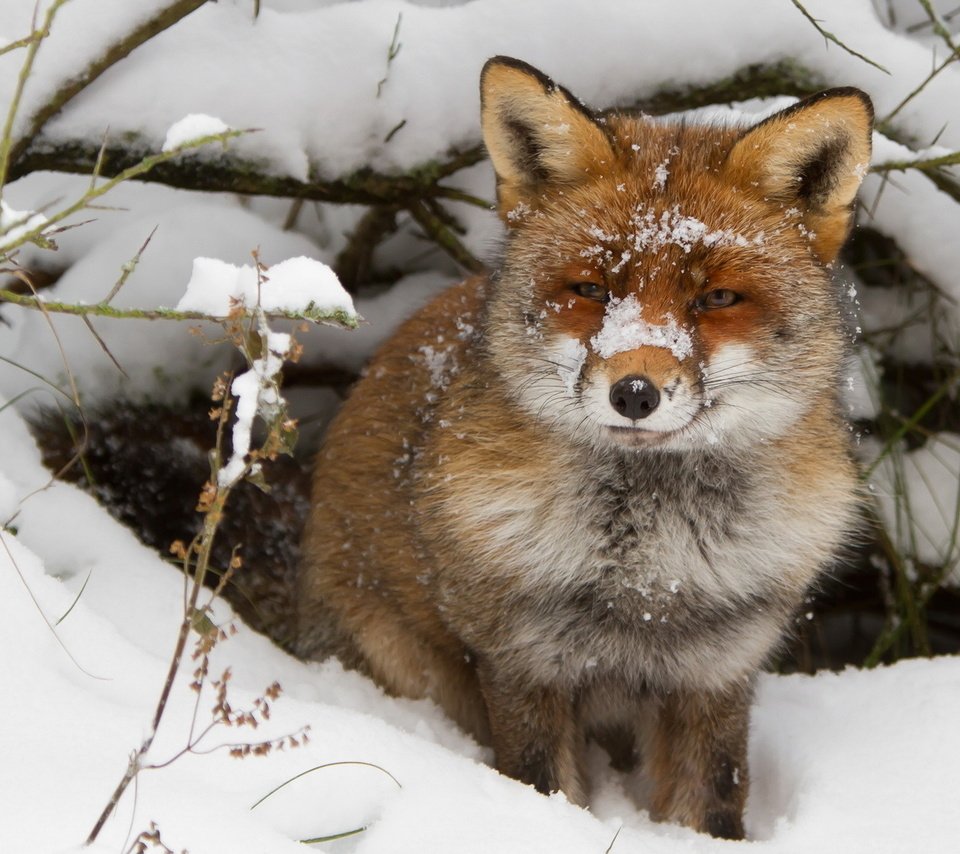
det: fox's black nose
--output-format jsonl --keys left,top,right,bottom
{"left": 610, "top": 375, "right": 660, "bottom": 420}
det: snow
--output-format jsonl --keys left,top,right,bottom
{"left": 591, "top": 294, "right": 693, "bottom": 360}
{"left": 1, "top": 404, "right": 959, "bottom": 853}
{"left": 0, "top": 199, "right": 47, "bottom": 251}
{"left": 177, "top": 255, "right": 356, "bottom": 319}
{"left": 161, "top": 113, "right": 232, "bottom": 152}
{"left": 220, "top": 328, "right": 291, "bottom": 488}
{"left": 1, "top": 0, "right": 960, "bottom": 851}
{"left": 556, "top": 337, "right": 588, "bottom": 397}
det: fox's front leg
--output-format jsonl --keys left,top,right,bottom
{"left": 644, "top": 683, "right": 752, "bottom": 839}
{"left": 477, "top": 658, "right": 586, "bottom": 804}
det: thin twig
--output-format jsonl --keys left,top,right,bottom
{"left": 880, "top": 45, "right": 960, "bottom": 126}
{"left": 81, "top": 315, "right": 129, "bottom": 377}
{"left": 789, "top": 0, "right": 891, "bottom": 74}
{"left": 864, "top": 370, "right": 960, "bottom": 478}
{"left": 2, "top": 128, "right": 250, "bottom": 258}
{"left": 102, "top": 225, "right": 158, "bottom": 304}
{"left": 0, "top": 25, "right": 47, "bottom": 58}
{"left": 873, "top": 150, "right": 960, "bottom": 173}
{"left": 333, "top": 205, "right": 400, "bottom": 290}
{"left": 376, "top": 12, "right": 403, "bottom": 97}
{"left": 870, "top": 146, "right": 960, "bottom": 206}
{"left": 0, "top": 0, "right": 69, "bottom": 200}
{"left": 918, "top": 0, "right": 958, "bottom": 52}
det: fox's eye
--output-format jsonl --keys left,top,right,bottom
{"left": 698, "top": 289, "right": 741, "bottom": 310}
{"left": 572, "top": 282, "right": 609, "bottom": 302}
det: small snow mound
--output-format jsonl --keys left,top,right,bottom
{"left": 161, "top": 113, "right": 232, "bottom": 152}
{"left": 177, "top": 256, "right": 356, "bottom": 321}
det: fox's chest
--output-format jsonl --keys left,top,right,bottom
{"left": 444, "top": 454, "right": 763, "bottom": 595}
{"left": 430, "top": 451, "right": 819, "bottom": 690}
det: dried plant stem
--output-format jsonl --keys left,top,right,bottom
{"left": 86, "top": 414, "right": 234, "bottom": 846}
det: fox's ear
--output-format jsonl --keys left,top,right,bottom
{"left": 481, "top": 57, "right": 614, "bottom": 222}
{"left": 724, "top": 88, "right": 873, "bottom": 264}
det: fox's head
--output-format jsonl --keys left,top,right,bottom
{"left": 479, "top": 57, "right": 873, "bottom": 454}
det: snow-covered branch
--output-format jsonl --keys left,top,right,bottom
{"left": 0, "top": 0, "right": 209, "bottom": 195}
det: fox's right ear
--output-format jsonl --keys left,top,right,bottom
{"left": 480, "top": 57, "right": 614, "bottom": 223}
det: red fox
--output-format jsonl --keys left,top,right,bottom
{"left": 297, "top": 57, "right": 872, "bottom": 838}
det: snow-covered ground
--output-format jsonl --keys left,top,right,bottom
{"left": 2, "top": 405, "right": 960, "bottom": 853}
{"left": 2, "top": 0, "right": 960, "bottom": 851}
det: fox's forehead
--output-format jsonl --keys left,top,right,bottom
{"left": 538, "top": 117, "right": 762, "bottom": 239}
{"left": 527, "top": 123, "right": 769, "bottom": 277}
{"left": 604, "top": 114, "right": 741, "bottom": 180}
{"left": 592, "top": 117, "right": 752, "bottom": 222}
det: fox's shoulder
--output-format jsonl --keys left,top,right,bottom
{"left": 318, "top": 275, "right": 490, "bottom": 458}
{"left": 364, "top": 274, "right": 488, "bottom": 374}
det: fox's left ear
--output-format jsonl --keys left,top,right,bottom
{"left": 481, "top": 56, "right": 614, "bottom": 222}
{"left": 724, "top": 88, "right": 873, "bottom": 264}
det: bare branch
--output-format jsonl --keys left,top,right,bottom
{"left": 9, "top": 60, "right": 825, "bottom": 205}
{"left": 789, "top": 0, "right": 891, "bottom": 74}
{"left": 880, "top": 45, "right": 960, "bottom": 127}
{"left": 2, "top": 128, "right": 249, "bottom": 256}
{"left": 0, "top": 0, "right": 69, "bottom": 198}
{"left": 407, "top": 201, "right": 484, "bottom": 274}
{"left": 5, "top": 0, "right": 209, "bottom": 180}
{"left": 872, "top": 149, "right": 960, "bottom": 204}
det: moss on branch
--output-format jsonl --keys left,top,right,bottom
{"left": 0, "top": 288, "right": 360, "bottom": 329}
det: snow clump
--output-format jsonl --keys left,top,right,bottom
{"left": 161, "top": 113, "right": 232, "bottom": 152}
{"left": 177, "top": 255, "right": 356, "bottom": 320}
{"left": 0, "top": 199, "right": 48, "bottom": 251}
{"left": 219, "top": 329, "right": 290, "bottom": 488}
